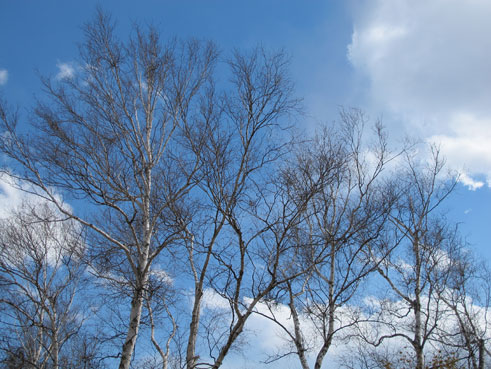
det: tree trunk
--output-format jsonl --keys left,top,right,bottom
{"left": 414, "top": 239, "right": 424, "bottom": 369}
{"left": 414, "top": 305, "right": 424, "bottom": 369}
{"left": 52, "top": 327, "right": 59, "bottom": 369}
{"left": 478, "top": 338, "right": 485, "bottom": 369}
{"left": 211, "top": 316, "right": 248, "bottom": 369}
{"left": 289, "top": 299, "right": 310, "bottom": 369}
{"left": 186, "top": 288, "right": 203, "bottom": 369}
{"left": 314, "top": 307, "right": 334, "bottom": 369}
{"left": 413, "top": 299, "right": 424, "bottom": 369}
{"left": 313, "top": 244, "right": 336, "bottom": 369}
{"left": 119, "top": 289, "right": 144, "bottom": 369}
{"left": 415, "top": 345, "right": 424, "bottom": 369}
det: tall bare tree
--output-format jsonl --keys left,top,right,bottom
{"left": 157, "top": 46, "right": 308, "bottom": 369}
{"left": 256, "top": 110, "right": 397, "bottom": 369}
{"left": 362, "top": 146, "right": 458, "bottom": 369}
{"left": 0, "top": 10, "right": 217, "bottom": 369}
{"left": 0, "top": 201, "right": 90, "bottom": 369}
{"left": 436, "top": 246, "right": 491, "bottom": 369}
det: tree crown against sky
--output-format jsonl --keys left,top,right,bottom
{"left": 2, "top": 1, "right": 491, "bottom": 258}
{"left": 1, "top": 4, "right": 491, "bottom": 369}
{"left": 0, "top": 10, "right": 311, "bottom": 369}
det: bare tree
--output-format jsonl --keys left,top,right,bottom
{"left": 435, "top": 247, "right": 491, "bottom": 369}
{"left": 0, "top": 10, "right": 306, "bottom": 369}
{"left": 362, "top": 146, "right": 458, "bottom": 369}
{"left": 255, "top": 110, "right": 397, "bottom": 369}
{"left": 0, "top": 201, "right": 90, "bottom": 369}
{"left": 156, "top": 46, "right": 309, "bottom": 369}
{"left": 0, "top": 10, "right": 217, "bottom": 369}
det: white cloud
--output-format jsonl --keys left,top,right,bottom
{"left": 0, "top": 173, "right": 55, "bottom": 219}
{"left": 0, "top": 173, "right": 82, "bottom": 266}
{"left": 429, "top": 113, "right": 491, "bottom": 189}
{"left": 56, "top": 62, "right": 75, "bottom": 80}
{"left": 247, "top": 300, "right": 296, "bottom": 353}
{"left": 0, "top": 69, "right": 7, "bottom": 85}
{"left": 458, "top": 172, "right": 484, "bottom": 191}
{"left": 150, "top": 266, "right": 173, "bottom": 285}
{"left": 349, "top": 0, "right": 491, "bottom": 186}
{"left": 201, "top": 288, "right": 230, "bottom": 311}
{"left": 0, "top": 173, "right": 75, "bottom": 223}
{"left": 0, "top": 174, "right": 25, "bottom": 218}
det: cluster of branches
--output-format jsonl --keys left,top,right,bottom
{"left": 255, "top": 119, "right": 491, "bottom": 369}
{"left": 0, "top": 10, "right": 489, "bottom": 369}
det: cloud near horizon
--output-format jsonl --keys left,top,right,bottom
{"left": 349, "top": 0, "right": 491, "bottom": 189}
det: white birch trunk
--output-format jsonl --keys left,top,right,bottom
{"left": 119, "top": 289, "right": 144, "bottom": 369}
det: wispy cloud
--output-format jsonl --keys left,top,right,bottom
{"left": 0, "top": 69, "right": 8, "bottom": 85}
{"left": 0, "top": 173, "right": 73, "bottom": 219}
{"left": 458, "top": 172, "right": 485, "bottom": 191}
{"left": 56, "top": 62, "right": 75, "bottom": 80}
{"left": 349, "top": 0, "right": 491, "bottom": 188}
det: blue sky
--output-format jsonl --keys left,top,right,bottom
{"left": 2, "top": 2, "right": 491, "bottom": 367}
{"left": 1, "top": 1, "right": 490, "bottom": 259}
